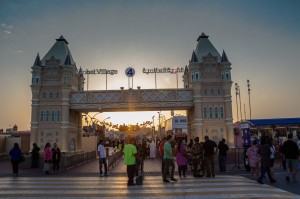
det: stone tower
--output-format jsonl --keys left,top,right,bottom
{"left": 30, "top": 36, "right": 84, "bottom": 152}
{"left": 183, "top": 33, "right": 234, "bottom": 146}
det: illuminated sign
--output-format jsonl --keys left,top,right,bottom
{"left": 78, "top": 69, "right": 118, "bottom": 75}
{"left": 143, "top": 67, "right": 184, "bottom": 74}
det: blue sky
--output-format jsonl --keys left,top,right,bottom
{"left": 0, "top": 0, "right": 300, "bottom": 130}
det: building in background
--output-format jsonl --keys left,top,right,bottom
{"left": 165, "top": 116, "right": 187, "bottom": 139}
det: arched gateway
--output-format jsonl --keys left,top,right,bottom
{"left": 30, "top": 33, "right": 234, "bottom": 152}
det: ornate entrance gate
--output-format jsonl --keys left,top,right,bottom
{"left": 30, "top": 33, "right": 234, "bottom": 152}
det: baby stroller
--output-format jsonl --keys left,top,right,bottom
{"left": 187, "top": 153, "right": 204, "bottom": 177}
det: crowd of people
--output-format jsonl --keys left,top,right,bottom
{"left": 119, "top": 134, "right": 230, "bottom": 186}
{"left": 8, "top": 142, "right": 61, "bottom": 176}
{"left": 8, "top": 133, "right": 299, "bottom": 187}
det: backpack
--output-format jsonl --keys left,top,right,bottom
{"left": 136, "top": 175, "right": 144, "bottom": 185}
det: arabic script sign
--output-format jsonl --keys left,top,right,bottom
{"left": 143, "top": 67, "right": 184, "bottom": 74}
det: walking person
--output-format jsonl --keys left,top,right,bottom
{"left": 135, "top": 139, "right": 146, "bottom": 176}
{"left": 43, "top": 143, "right": 52, "bottom": 175}
{"left": 257, "top": 136, "right": 276, "bottom": 184}
{"left": 191, "top": 137, "right": 204, "bottom": 177}
{"left": 202, "top": 135, "right": 217, "bottom": 177}
{"left": 268, "top": 138, "right": 276, "bottom": 181}
{"left": 163, "top": 134, "right": 177, "bottom": 182}
{"left": 187, "top": 139, "right": 194, "bottom": 150}
{"left": 123, "top": 137, "right": 137, "bottom": 186}
{"left": 281, "top": 133, "right": 300, "bottom": 183}
{"left": 246, "top": 140, "right": 260, "bottom": 180}
{"left": 9, "top": 143, "right": 22, "bottom": 176}
{"left": 52, "top": 143, "right": 61, "bottom": 172}
{"left": 217, "top": 138, "right": 229, "bottom": 172}
{"left": 176, "top": 139, "right": 188, "bottom": 177}
{"left": 31, "top": 143, "right": 40, "bottom": 168}
{"left": 98, "top": 140, "right": 109, "bottom": 176}
{"left": 159, "top": 137, "right": 167, "bottom": 176}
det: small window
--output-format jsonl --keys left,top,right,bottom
{"left": 209, "top": 107, "right": 213, "bottom": 118}
{"left": 220, "top": 107, "right": 224, "bottom": 118}
{"left": 40, "top": 111, "right": 44, "bottom": 122}
{"left": 49, "top": 92, "right": 53, "bottom": 98}
{"left": 215, "top": 107, "right": 219, "bottom": 118}
{"left": 56, "top": 132, "right": 59, "bottom": 136}
{"left": 43, "top": 92, "right": 46, "bottom": 98}
{"left": 46, "top": 111, "right": 49, "bottom": 122}
{"left": 57, "top": 110, "right": 61, "bottom": 122}
{"left": 204, "top": 89, "right": 208, "bottom": 95}
{"left": 211, "top": 88, "right": 214, "bottom": 95}
{"left": 221, "top": 73, "right": 224, "bottom": 80}
{"left": 56, "top": 92, "right": 59, "bottom": 98}
{"left": 203, "top": 107, "right": 207, "bottom": 118}
{"left": 218, "top": 88, "right": 221, "bottom": 95}
{"left": 51, "top": 110, "right": 55, "bottom": 122}
{"left": 191, "top": 74, "right": 194, "bottom": 82}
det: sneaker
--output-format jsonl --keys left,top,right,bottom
{"left": 270, "top": 179, "right": 276, "bottom": 183}
{"left": 257, "top": 179, "right": 264, "bottom": 184}
{"left": 105, "top": 173, "right": 110, "bottom": 176}
{"left": 286, "top": 176, "right": 290, "bottom": 183}
{"left": 170, "top": 178, "right": 178, "bottom": 182}
{"left": 127, "top": 183, "right": 136, "bottom": 186}
{"left": 100, "top": 173, "right": 105, "bottom": 177}
{"left": 163, "top": 179, "right": 171, "bottom": 183}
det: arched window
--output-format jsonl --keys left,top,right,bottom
{"left": 209, "top": 107, "right": 213, "bottom": 118}
{"left": 46, "top": 111, "right": 49, "bottom": 122}
{"left": 51, "top": 110, "right": 55, "bottom": 122}
{"left": 204, "top": 89, "right": 208, "bottom": 95}
{"left": 220, "top": 107, "right": 224, "bottom": 118}
{"left": 215, "top": 107, "right": 219, "bottom": 118}
{"left": 203, "top": 107, "right": 207, "bottom": 118}
{"left": 40, "top": 111, "right": 44, "bottom": 122}
{"left": 57, "top": 110, "right": 61, "bottom": 122}
{"left": 35, "top": 75, "right": 40, "bottom": 85}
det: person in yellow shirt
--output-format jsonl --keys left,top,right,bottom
{"left": 123, "top": 137, "right": 138, "bottom": 186}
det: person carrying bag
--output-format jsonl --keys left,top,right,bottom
{"left": 43, "top": 143, "right": 52, "bottom": 175}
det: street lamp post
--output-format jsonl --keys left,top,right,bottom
{"left": 247, "top": 79, "right": 252, "bottom": 119}
{"left": 235, "top": 83, "right": 239, "bottom": 122}
{"left": 152, "top": 116, "right": 155, "bottom": 139}
{"left": 158, "top": 112, "right": 161, "bottom": 140}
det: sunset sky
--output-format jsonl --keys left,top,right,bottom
{"left": 1, "top": 0, "right": 300, "bottom": 130}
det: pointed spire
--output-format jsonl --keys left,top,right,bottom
{"left": 190, "top": 50, "right": 198, "bottom": 63}
{"left": 221, "top": 50, "right": 229, "bottom": 62}
{"left": 64, "top": 53, "right": 72, "bottom": 65}
{"left": 79, "top": 67, "right": 84, "bottom": 77}
{"left": 56, "top": 35, "right": 69, "bottom": 44}
{"left": 197, "top": 32, "right": 209, "bottom": 41}
{"left": 33, "top": 53, "right": 41, "bottom": 66}
{"left": 184, "top": 65, "right": 189, "bottom": 75}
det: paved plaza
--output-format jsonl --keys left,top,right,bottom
{"left": 0, "top": 157, "right": 300, "bottom": 198}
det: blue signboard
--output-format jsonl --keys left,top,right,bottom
{"left": 241, "top": 122, "right": 251, "bottom": 146}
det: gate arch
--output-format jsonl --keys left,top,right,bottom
{"left": 30, "top": 33, "right": 234, "bottom": 152}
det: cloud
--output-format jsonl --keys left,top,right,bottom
{"left": 4, "top": 30, "right": 12, "bottom": 34}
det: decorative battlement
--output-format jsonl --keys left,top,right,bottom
{"left": 70, "top": 88, "right": 194, "bottom": 112}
